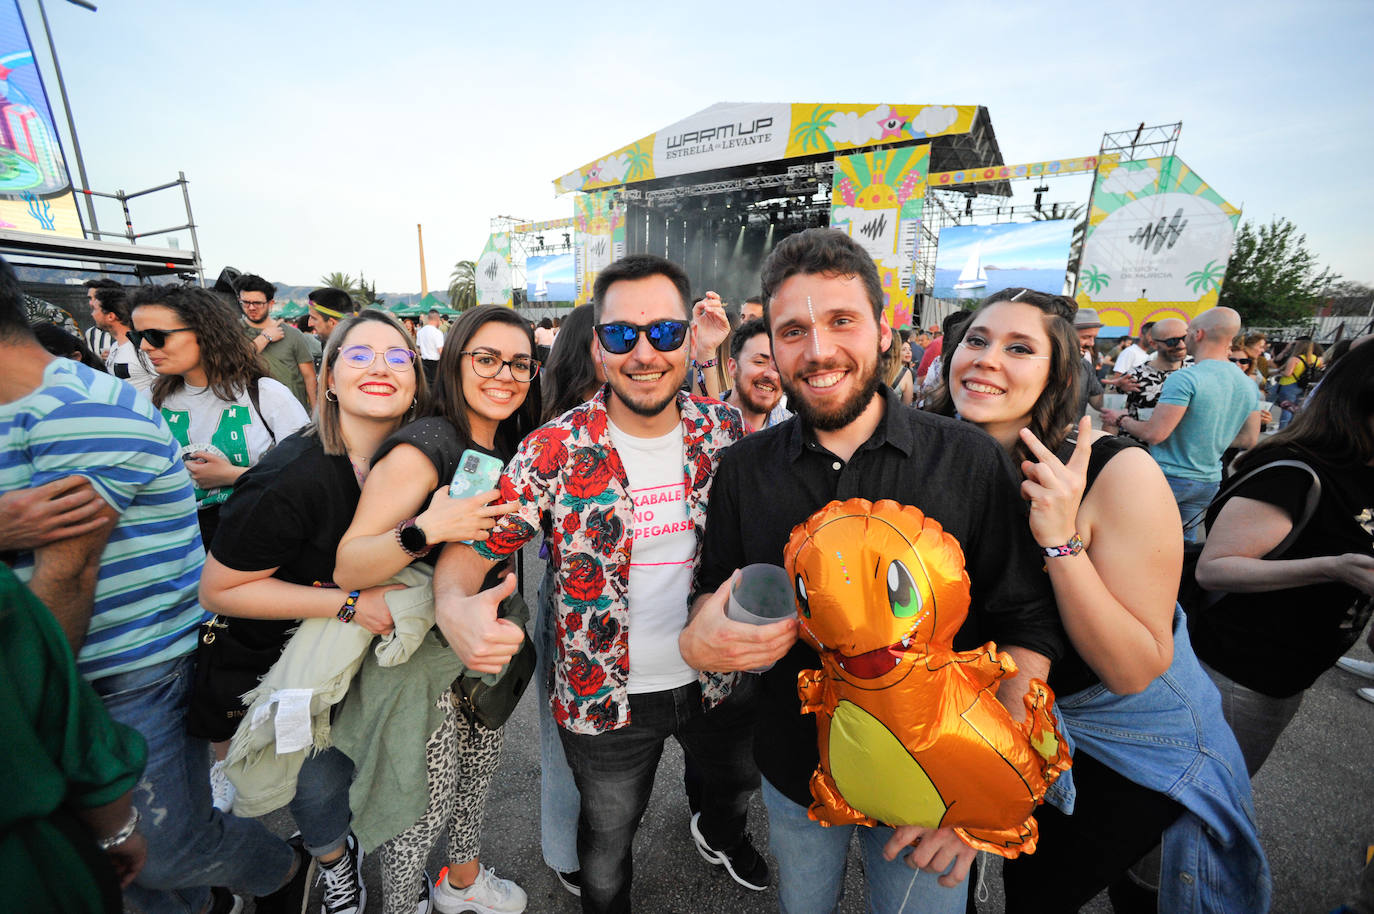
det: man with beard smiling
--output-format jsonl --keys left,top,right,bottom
{"left": 433, "top": 254, "right": 781, "bottom": 913}
{"left": 681, "top": 228, "right": 1063, "bottom": 914}
{"left": 720, "top": 318, "right": 789, "bottom": 432}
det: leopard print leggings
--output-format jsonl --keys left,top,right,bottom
{"left": 379, "top": 691, "right": 504, "bottom": 914}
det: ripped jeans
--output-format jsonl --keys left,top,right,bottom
{"left": 93, "top": 654, "right": 293, "bottom": 914}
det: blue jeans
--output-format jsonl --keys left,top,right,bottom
{"left": 535, "top": 565, "right": 581, "bottom": 873}
{"left": 1165, "top": 475, "right": 1219, "bottom": 544}
{"left": 93, "top": 654, "right": 293, "bottom": 914}
{"left": 558, "top": 680, "right": 759, "bottom": 914}
{"left": 1274, "top": 381, "right": 1302, "bottom": 429}
{"left": 292, "top": 747, "right": 355, "bottom": 857}
{"left": 761, "top": 778, "right": 967, "bottom": 914}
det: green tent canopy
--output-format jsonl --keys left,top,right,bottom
{"left": 273, "top": 300, "right": 307, "bottom": 320}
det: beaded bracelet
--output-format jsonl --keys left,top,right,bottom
{"left": 1042, "top": 533, "right": 1085, "bottom": 558}
{"left": 337, "top": 590, "right": 361, "bottom": 622}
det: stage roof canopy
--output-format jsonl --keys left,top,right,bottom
{"left": 554, "top": 102, "right": 1007, "bottom": 195}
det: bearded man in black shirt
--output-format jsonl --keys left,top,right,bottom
{"left": 681, "top": 228, "right": 1064, "bottom": 914}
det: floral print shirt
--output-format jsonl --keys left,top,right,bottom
{"left": 474, "top": 387, "right": 745, "bottom": 734}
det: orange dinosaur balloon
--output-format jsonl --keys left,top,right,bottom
{"left": 784, "top": 498, "right": 1071, "bottom": 858}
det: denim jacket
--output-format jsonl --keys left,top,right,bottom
{"left": 1046, "top": 608, "right": 1271, "bottom": 913}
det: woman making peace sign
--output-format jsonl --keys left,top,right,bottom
{"left": 926, "top": 289, "right": 1268, "bottom": 914}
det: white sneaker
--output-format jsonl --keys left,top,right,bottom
{"left": 209, "top": 760, "right": 236, "bottom": 812}
{"left": 432, "top": 865, "right": 527, "bottom": 914}
{"left": 1336, "top": 657, "right": 1374, "bottom": 681}
{"left": 1358, "top": 687, "right": 1374, "bottom": 706}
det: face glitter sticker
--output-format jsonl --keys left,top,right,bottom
{"left": 807, "top": 295, "right": 821, "bottom": 357}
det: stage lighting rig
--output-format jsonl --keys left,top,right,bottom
{"left": 1033, "top": 183, "right": 1049, "bottom": 213}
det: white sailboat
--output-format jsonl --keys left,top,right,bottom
{"left": 953, "top": 242, "right": 988, "bottom": 291}
{"left": 533, "top": 268, "right": 549, "bottom": 299}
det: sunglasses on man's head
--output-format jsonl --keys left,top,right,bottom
{"left": 594, "top": 319, "right": 690, "bottom": 355}
{"left": 129, "top": 327, "right": 194, "bottom": 349}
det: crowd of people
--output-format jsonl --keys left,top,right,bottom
{"left": 1, "top": 227, "right": 1371, "bottom": 914}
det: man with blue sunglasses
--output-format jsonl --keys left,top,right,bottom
{"left": 435, "top": 254, "right": 780, "bottom": 913}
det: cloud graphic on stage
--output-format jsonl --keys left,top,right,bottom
{"left": 586, "top": 154, "right": 629, "bottom": 186}
{"left": 825, "top": 105, "right": 911, "bottom": 146}
{"left": 908, "top": 106, "right": 959, "bottom": 138}
{"left": 1099, "top": 165, "right": 1159, "bottom": 196}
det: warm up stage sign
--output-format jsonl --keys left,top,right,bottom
{"left": 555, "top": 103, "right": 976, "bottom": 195}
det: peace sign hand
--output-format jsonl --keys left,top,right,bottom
{"left": 1018, "top": 416, "right": 1093, "bottom": 549}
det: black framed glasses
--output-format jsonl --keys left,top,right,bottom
{"left": 594, "top": 319, "right": 690, "bottom": 355}
{"left": 337, "top": 344, "right": 417, "bottom": 371}
{"left": 129, "top": 327, "right": 194, "bottom": 349}
{"left": 456, "top": 350, "right": 540, "bottom": 382}
{"left": 1152, "top": 335, "right": 1187, "bottom": 348}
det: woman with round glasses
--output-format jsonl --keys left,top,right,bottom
{"left": 926, "top": 288, "right": 1267, "bottom": 912}
{"left": 335, "top": 304, "right": 539, "bottom": 914}
{"left": 199, "top": 309, "right": 427, "bottom": 910}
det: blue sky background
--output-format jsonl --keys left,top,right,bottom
{"left": 32, "top": 0, "right": 1374, "bottom": 292}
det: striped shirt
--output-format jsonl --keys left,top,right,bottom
{"left": 0, "top": 359, "right": 205, "bottom": 680}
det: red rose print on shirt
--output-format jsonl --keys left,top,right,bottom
{"left": 565, "top": 448, "right": 613, "bottom": 500}
{"left": 566, "top": 649, "right": 608, "bottom": 697}
{"left": 563, "top": 553, "right": 606, "bottom": 603}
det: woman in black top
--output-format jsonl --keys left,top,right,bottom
{"left": 335, "top": 304, "right": 540, "bottom": 914}
{"left": 1193, "top": 336, "right": 1374, "bottom": 775}
{"left": 927, "top": 289, "right": 1266, "bottom": 913}
{"left": 199, "top": 308, "right": 428, "bottom": 909}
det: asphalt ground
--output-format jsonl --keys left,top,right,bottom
{"left": 250, "top": 540, "right": 1374, "bottom": 913}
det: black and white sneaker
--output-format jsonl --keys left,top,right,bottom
{"left": 317, "top": 833, "right": 367, "bottom": 914}
{"left": 554, "top": 868, "right": 582, "bottom": 897}
{"left": 690, "top": 812, "right": 770, "bottom": 891}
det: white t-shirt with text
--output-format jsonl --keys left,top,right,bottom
{"left": 608, "top": 419, "right": 698, "bottom": 694}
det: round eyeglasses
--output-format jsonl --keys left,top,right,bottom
{"left": 337, "top": 344, "right": 417, "bottom": 371}
{"left": 457, "top": 351, "right": 541, "bottom": 382}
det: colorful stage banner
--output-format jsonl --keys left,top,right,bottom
{"left": 1075, "top": 156, "right": 1240, "bottom": 333}
{"left": 555, "top": 102, "right": 975, "bottom": 194}
{"left": 828, "top": 145, "right": 929, "bottom": 330}
{"left": 475, "top": 232, "right": 513, "bottom": 307}
{"left": 0, "top": 0, "right": 83, "bottom": 237}
{"left": 513, "top": 217, "right": 574, "bottom": 233}
{"left": 574, "top": 191, "right": 625, "bottom": 305}
{"left": 928, "top": 155, "right": 1113, "bottom": 188}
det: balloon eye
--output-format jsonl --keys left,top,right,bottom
{"left": 886, "top": 561, "right": 921, "bottom": 618}
{"left": 795, "top": 575, "right": 811, "bottom": 619}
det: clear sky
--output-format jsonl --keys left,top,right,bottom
{"left": 37, "top": 0, "right": 1374, "bottom": 292}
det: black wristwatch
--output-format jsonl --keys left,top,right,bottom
{"left": 396, "top": 517, "right": 431, "bottom": 557}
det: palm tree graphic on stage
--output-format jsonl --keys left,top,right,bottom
{"left": 1080, "top": 265, "right": 1110, "bottom": 295}
{"left": 1186, "top": 260, "right": 1224, "bottom": 294}
{"left": 449, "top": 260, "right": 477, "bottom": 312}
{"left": 794, "top": 106, "right": 837, "bottom": 152}
{"left": 624, "top": 143, "right": 652, "bottom": 182}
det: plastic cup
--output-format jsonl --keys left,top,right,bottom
{"left": 1102, "top": 393, "right": 1126, "bottom": 411}
{"left": 1137, "top": 407, "right": 1154, "bottom": 420}
{"left": 725, "top": 564, "right": 796, "bottom": 672}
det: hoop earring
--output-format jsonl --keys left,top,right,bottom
{"left": 325, "top": 389, "right": 338, "bottom": 402}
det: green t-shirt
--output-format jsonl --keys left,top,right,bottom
{"left": 0, "top": 565, "right": 147, "bottom": 913}
{"left": 241, "top": 322, "right": 313, "bottom": 409}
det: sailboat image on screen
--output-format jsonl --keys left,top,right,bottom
{"left": 533, "top": 268, "right": 549, "bottom": 300}
{"left": 953, "top": 242, "right": 988, "bottom": 291}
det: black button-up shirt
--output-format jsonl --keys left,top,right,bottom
{"left": 696, "top": 387, "right": 1064, "bottom": 808}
